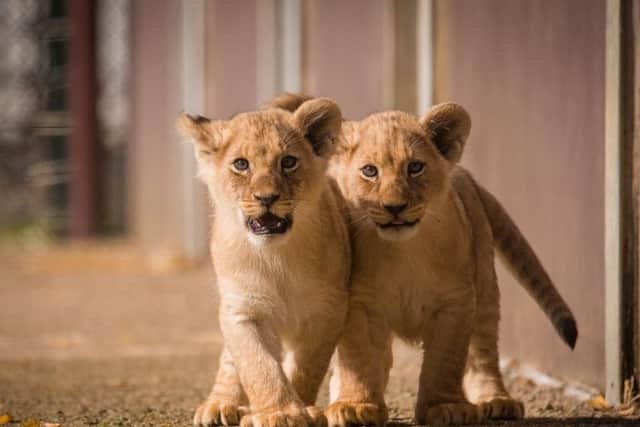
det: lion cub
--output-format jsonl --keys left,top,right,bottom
{"left": 266, "top": 95, "right": 577, "bottom": 426}
{"left": 326, "top": 104, "right": 578, "bottom": 426}
{"left": 178, "top": 99, "right": 350, "bottom": 427}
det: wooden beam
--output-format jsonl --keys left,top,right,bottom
{"left": 68, "top": 0, "right": 99, "bottom": 236}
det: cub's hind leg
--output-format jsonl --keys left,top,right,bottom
{"left": 195, "top": 347, "right": 249, "bottom": 426}
{"left": 463, "top": 266, "right": 524, "bottom": 420}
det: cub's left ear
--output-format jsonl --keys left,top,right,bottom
{"left": 419, "top": 102, "right": 471, "bottom": 163}
{"left": 291, "top": 98, "right": 342, "bottom": 157}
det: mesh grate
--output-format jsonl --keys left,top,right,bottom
{"left": 0, "top": 0, "right": 131, "bottom": 238}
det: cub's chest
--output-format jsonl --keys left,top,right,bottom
{"left": 362, "top": 236, "right": 472, "bottom": 291}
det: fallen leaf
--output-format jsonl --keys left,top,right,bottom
{"left": 0, "top": 414, "right": 10, "bottom": 424}
{"left": 21, "top": 420, "right": 40, "bottom": 427}
{"left": 588, "top": 395, "right": 610, "bottom": 411}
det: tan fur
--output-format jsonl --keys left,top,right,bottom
{"left": 267, "top": 94, "right": 577, "bottom": 425}
{"left": 178, "top": 99, "right": 350, "bottom": 427}
{"left": 328, "top": 104, "right": 578, "bottom": 426}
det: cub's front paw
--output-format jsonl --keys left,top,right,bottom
{"left": 325, "top": 401, "right": 387, "bottom": 427}
{"left": 416, "top": 402, "right": 483, "bottom": 426}
{"left": 479, "top": 397, "right": 524, "bottom": 420}
{"left": 194, "top": 400, "right": 248, "bottom": 426}
{"left": 305, "top": 406, "right": 329, "bottom": 427}
{"left": 240, "top": 405, "right": 326, "bottom": 427}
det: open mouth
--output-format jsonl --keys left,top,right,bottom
{"left": 247, "top": 213, "right": 292, "bottom": 235}
{"left": 378, "top": 219, "right": 419, "bottom": 229}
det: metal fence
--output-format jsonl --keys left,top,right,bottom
{"left": 0, "top": 0, "right": 51, "bottom": 235}
{"left": 0, "top": 0, "right": 130, "bottom": 239}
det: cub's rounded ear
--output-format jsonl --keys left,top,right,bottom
{"left": 263, "top": 93, "right": 314, "bottom": 112}
{"left": 176, "top": 112, "right": 225, "bottom": 154}
{"left": 419, "top": 102, "right": 471, "bottom": 163}
{"left": 336, "top": 120, "right": 360, "bottom": 156}
{"left": 291, "top": 97, "right": 343, "bottom": 157}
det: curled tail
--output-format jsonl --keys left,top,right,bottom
{"left": 474, "top": 181, "right": 578, "bottom": 350}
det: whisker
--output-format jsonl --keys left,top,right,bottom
{"left": 404, "top": 205, "right": 424, "bottom": 215}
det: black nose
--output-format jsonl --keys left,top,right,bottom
{"left": 254, "top": 194, "right": 280, "bottom": 208}
{"left": 384, "top": 203, "right": 408, "bottom": 216}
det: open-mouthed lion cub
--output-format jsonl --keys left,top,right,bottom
{"left": 267, "top": 94, "right": 578, "bottom": 426}
{"left": 178, "top": 99, "right": 350, "bottom": 427}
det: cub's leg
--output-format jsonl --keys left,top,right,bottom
{"left": 283, "top": 312, "right": 346, "bottom": 426}
{"left": 326, "top": 301, "right": 391, "bottom": 427}
{"left": 194, "top": 347, "right": 249, "bottom": 426}
{"left": 463, "top": 268, "right": 524, "bottom": 420}
{"left": 415, "top": 294, "right": 484, "bottom": 426}
{"left": 220, "top": 307, "right": 321, "bottom": 427}
{"left": 285, "top": 313, "right": 345, "bottom": 405}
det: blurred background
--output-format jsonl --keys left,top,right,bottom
{"left": 1, "top": 0, "right": 639, "bottom": 424}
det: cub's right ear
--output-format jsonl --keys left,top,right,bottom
{"left": 291, "top": 98, "right": 342, "bottom": 158}
{"left": 176, "top": 112, "right": 225, "bottom": 155}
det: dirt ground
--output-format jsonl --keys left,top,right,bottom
{"left": 1, "top": 242, "right": 638, "bottom": 427}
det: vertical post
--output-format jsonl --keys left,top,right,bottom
{"left": 181, "top": 0, "right": 208, "bottom": 259}
{"left": 392, "top": 0, "right": 417, "bottom": 114}
{"left": 605, "top": 0, "right": 639, "bottom": 405}
{"left": 381, "top": 0, "right": 395, "bottom": 110}
{"left": 631, "top": 0, "right": 640, "bottom": 390}
{"left": 68, "top": 0, "right": 99, "bottom": 236}
{"left": 621, "top": 0, "right": 640, "bottom": 394}
{"left": 416, "top": 0, "right": 433, "bottom": 112}
{"left": 258, "top": 0, "right": 302, "bottom": 100}
{"left": 257, "top": 0, "right": 277, "bottom": 103}
{"left": 278, "top": 0, "right": 302, "bottom": 93}
{"left": 605, "top": 0, "right": 623, "bottom": 404}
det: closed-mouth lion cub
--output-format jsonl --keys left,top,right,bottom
{"left": 267, "top": 94, "right": 578, "bottom": 426}
{"left": 178, "top": 99, "right": 350, "bottom": 427}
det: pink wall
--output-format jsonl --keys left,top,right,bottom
{"left": 303, "top": 0, "right": 391, "bottom": 119}
{"left": 436, "top": 0, "right": 606, "bottom": 386}
{"left": 204, "top": 0, "right": 258, "bottom": 119}
{"left": 130, "top": 0, "right": 184, "bottom": 250}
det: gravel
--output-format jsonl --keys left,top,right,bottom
{"left": 1, "top": 242, "right": 637, "bottom": 426}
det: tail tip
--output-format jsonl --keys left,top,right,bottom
{"left": 556, "top": 316, "right": 578, "bottom": 350}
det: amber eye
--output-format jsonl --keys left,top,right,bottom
{"left": 361, "top": 164, "right": 378, "bottom": 179}
{"left": 281, "top": 155, "right": 299, "bottom": 172}
{"left": 407, "top": 161, "right": 425, "bottom": 177}
{"left": 232, "top": 158, "right": 249, "bottom": 172}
